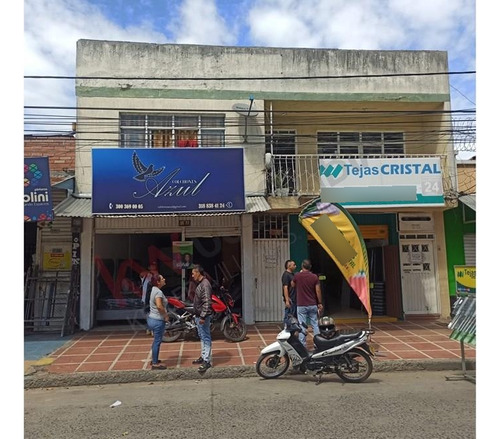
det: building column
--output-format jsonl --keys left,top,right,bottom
{"left": 79, "top": 217, "right": 94, "bottom": 330}
{"left": 241, "top": 214, "right": 255, "bottom": 324}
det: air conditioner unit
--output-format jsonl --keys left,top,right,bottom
{"left": 398, "top": 213, "right": 434, "bottom": 232}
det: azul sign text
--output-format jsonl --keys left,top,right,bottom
{"left": 92, "top": 148, "right": 245, "bottom": 215}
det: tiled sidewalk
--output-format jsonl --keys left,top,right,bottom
{"left": 44, "top": 320, "right": 475, "bottom": 374}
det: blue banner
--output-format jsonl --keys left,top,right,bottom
{"left": 24, "top": 157, "right": 53, "bottom": 222}
{"left": 92, "top": 148, "right": 245, "bottom": 214}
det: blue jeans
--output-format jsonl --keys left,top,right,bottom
{"left": 196, "top": 315, "right": 212, "bottom": 364}
{"left": 147, "top": 316, "right": 166, "bottom": 364}
{"left": 297, "top": 305, "right": 320, "bottom": 346}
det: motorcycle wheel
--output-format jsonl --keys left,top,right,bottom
{"left": 222, "top": 318, "right": 247, "bottom": 342}
{"left": 162, "top": 312, "right": 182, "bottom": 342}
{"left": 256, "top": 352, "right": 289, "bottom": 379}
{"left": 335, "top": 348, "right": 373, "bottom": 383}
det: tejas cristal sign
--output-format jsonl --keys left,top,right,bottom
{"left": 319, "top": 157, "right": 444, "bottom": 208}
{"left": 24, "top": 157, "right": 53, "bottom": 222}
{"left": 92, "top": 148, "right": 245, "bottom": 215}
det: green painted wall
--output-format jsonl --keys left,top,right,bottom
{"left": 443, "top": 208, "right": 466, "bottom": 297}
{"left": 289, "top": 214, "right": 309, "bottom": 266}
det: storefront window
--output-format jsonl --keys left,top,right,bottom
{"left": 94, "top": 233, "right": 242, "bottom": 320}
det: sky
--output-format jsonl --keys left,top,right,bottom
{"left": 23, "top": 0, "right": 477, "bottom": 149}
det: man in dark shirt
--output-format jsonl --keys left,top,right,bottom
{"left": 191, "top": 264, "right": 213, "bottom": 372}
{"left": 282, "top": 259, "right": 297, "bottom": 323}
{"left": 292, "top": 259, "right": 323, "bottom": 346}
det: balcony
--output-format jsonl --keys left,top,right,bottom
{"left": 265, "top": 153, "right": 452, "bottom": 198}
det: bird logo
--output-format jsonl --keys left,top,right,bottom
{"left": 132, "top": 151, "right": 165, "bottom": 181}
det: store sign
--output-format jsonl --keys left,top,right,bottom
{"left": 24, "top": 157, "right": 53, "bottom": 222}
{"left": 42, "top": 244, "right": 71, "bottom": 271}
{"left": 454, "top": 265, "right": 476, "bottom": 295}
{"left": 319, "top": 157, "right": 444, "bottom": 208}
{"left": 92, "top": 148, "right": 245, "bottom": 214}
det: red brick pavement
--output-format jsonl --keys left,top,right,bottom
{"left": 45, "top": 320, "right": 475, "bottom": 374}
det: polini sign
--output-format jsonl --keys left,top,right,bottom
{"left": 92, "top": 148, "right": 245, "bottom": 214}
{"left": 24, "top": 157, "right": 53, "bottom": 222}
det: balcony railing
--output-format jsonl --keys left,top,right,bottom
{"left": 265, "top": 154, "right": 451, "bottom": 197}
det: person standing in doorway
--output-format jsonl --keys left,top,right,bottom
{"left": 141, "top": 262, "right": 158, "bottom": 335}
{"left": 146, "top": 274, "right": 169, "bottom": 369}
{"left": 282, "top": 259, "right": 297, "bottom": 323}
{"left": 292, "top": 259, "right": 323, "bottom": 347}
{"left": 191, "top": 264, "right": 213, "bottom": 373}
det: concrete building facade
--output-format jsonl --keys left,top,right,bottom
{"left": 59, "top": 40, "right": 456, "bottom": 330}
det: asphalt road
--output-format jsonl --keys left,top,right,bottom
{"left": 24, "top": 370, "right": 476, "bottom": 439}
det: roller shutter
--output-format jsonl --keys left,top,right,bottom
{"left": 463, "top": 234, "right": 476, "bottom": 266}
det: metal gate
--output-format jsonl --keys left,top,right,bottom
{"left": 253, "top": 239, "right": 289, "bottom": 322}
{"left": 24, "top": 265, "right": 80, "bottom": 336}
{"left": 399, "top": 237, "right": 439, "bottom": 314}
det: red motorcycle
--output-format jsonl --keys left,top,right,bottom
{"left": 163, "top": 286, "right": 247, "bottom": 342}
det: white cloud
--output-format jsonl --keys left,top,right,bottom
{"left": 168, "top": 0, "right": 237, "bottom": 46}
{"left": 246, "top": 0, "right": 476, "bottom": 112}
{"left": 24, "top": 0, "right": 169, "bottom": 132}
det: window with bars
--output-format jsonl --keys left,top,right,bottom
{"left": 317, "top": 132, "right": 404, "bottom": 156}
{"left": 252, "top": 214, "right": 289, "bottom": 239}
{"left": 120, "top": 114, "right": 225, "bottom": 148}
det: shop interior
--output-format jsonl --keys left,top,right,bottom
{"left": 94, "top": 233, "right": 242, "bottom": 322}
{"left": 308, "top": 237, "right": 387, "bottom": 320}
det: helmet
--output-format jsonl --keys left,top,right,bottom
{"left": 318, "top": 316, "right": 336, "bottom": 339}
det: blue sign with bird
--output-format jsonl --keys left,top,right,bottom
{"left": 92, "top": 148, "right": 245, "bottom": 215}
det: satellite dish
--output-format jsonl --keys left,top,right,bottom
{"left": 232, "top": 103, "right": 259, "bottom": 117}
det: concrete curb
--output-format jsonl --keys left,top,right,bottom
{"left": 24, "top": 359, "right": 476, "bottom": 389}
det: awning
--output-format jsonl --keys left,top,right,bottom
{"left": 54, "top": 196, "right": 92, "bottom": 217}
{"left": 245, "top": 196, "right": 271, "bottom": 213}
{"left": 53, "top": 195, "right": 270, "bottom": 218}
{"left": 52, "top": 176, "right": 75, "bottom": 191}
{"left": 459, "top": 195, "right": 476, "bottom": 212}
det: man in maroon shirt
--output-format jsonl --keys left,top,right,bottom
{"left": 292, "top": 259, "right": 323, "bottom": 346}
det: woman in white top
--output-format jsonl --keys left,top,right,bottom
{"left": 146, "top": 274, "right": 169, "bottom": 369}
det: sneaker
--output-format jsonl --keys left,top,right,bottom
{"left": 151, "top": 364, "right": 167, "bottom": 370}
{"left": 192, "top": 357, "right": 204, "bottom": 364}
{"left": 149, "top": 360, "right": 163, "bottom": 366}
{"left": 198, "top": 361, "right": 212, "bottom": 373}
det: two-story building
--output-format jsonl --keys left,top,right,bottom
{"left": 56, "top": 39, "right": 457, "bottom": 330}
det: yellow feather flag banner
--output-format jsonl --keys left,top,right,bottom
{"left": 299, "top": 198, "right": 372, "bottom": 318}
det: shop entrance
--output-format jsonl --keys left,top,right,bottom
{"left": 308, "top": 233, "right": 388, "bottom": 320}
{"left": 93, "top": 233, "right": 241, "bottom": 322}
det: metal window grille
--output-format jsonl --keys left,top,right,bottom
{"left": 120, "top": 114, "right": 225, "bottom": 148}
{"left": 252, "top": 214, "right": 289, "bottom": 239}
{"left": 317, "top": 131, "right": 405, "bottom": 156}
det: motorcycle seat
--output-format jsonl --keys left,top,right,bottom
{"left": 313, "top": 331, "right": 364, "bottom": 350}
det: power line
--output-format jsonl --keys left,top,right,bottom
{"left": 24, "top": 70, "right": 476, "bottom": 81}
{"left": 24, "top": 105, "right": 476, "bottom": 114}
